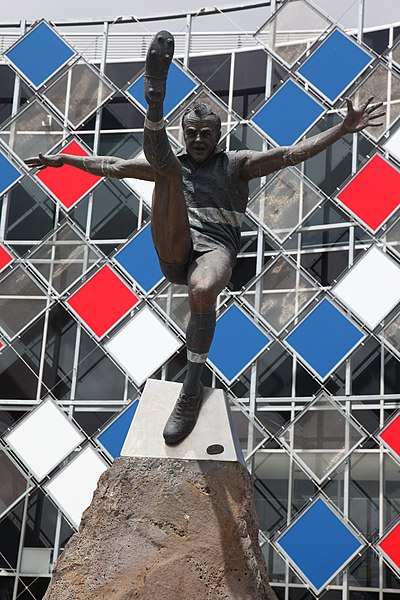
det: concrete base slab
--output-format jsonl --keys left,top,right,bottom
{"left": 121, "top": 379, "right": 244, "bottom": 463}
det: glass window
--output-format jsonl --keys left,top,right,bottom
{"left": 44, "top": 61, "right": 114, "bottom": 128}
{"left": 0, "top": 99, "right": 65, "bottom": 160}
{"left": 279, "top": 394, "right": 365, "bottom": 483}
{"left": 89, "top": 179, "right": 143, "bottom": 240}
{"left": 6, "top": 176, "right": 55, "bottom": 248}
{"left": 27, "top": 222, "right": 100, "bottom": 294}
{"left": 256, "top": 0, "right": 331, "bottom": 67}
{"left": 248, "top": 168, "right": 323, "bottom": 243}
{"left": 241, "top": 255, "right": 319, "bottom": 333}
{"left": 0, "top": 267, "right": 48, "bottom": 340}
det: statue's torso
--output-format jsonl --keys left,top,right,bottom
{"left": 177, "top": 150, "right": 249, "bottom": 260}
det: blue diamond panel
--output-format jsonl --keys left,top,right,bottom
{"left": 97, "top": 400, "right": 138, "bottom": 459}
{"left": 285, "top": 298, "right": 364, "bottom": 380}
{"left": 114, "top": 224, "right": 164, "bottom": 293}
{"left": 276, "top": 497, "right": 363, "bottom": 594}
{"left": 297, "top": 29, "right": 372, "bottom": 103}
{"left": 6, "top": 21, "right": 75, "bottom": 89}
{"left": 251, "top": 80, "right": 325, "bottom": 146}
{"left": 126, "top": 62, "right": 198, "bottom": 116}
{"left": 0, "top": 151, "right": 22, "bottom": 195}
{"left": 208, "top": 303, "right": 270, "bottom": 384}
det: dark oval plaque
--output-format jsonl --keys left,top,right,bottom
{"left": 206, "top": 444, "right": 224, "bottom": 455}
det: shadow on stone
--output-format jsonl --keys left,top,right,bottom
{"left": 43, "top": 456, "right": 278, "bottom": 600}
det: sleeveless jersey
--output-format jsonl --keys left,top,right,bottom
{"left": 177, "top": 149, "right": 249, "bottom": 261}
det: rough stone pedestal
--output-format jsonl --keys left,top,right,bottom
{"left": 43, "top": 456, "right": 277, "bottom": 600}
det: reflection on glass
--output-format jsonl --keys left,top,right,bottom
{"left": 0, "top": 100, "right": 64, "bottom": 160}
{"left": 248, "top": 168, "right": 323, "bottom": 242}
{"left": 0, "top": 450, "right": 29, "bottom": 518}
{"left": 279, "top": 394, "right": 365, "bottom": 483}
{"left": 242, "top": 255, "right": 318, "bottom": 333}
{"left": 6, "top": 176, "right": 55, "bottom": 247}
{"left": 383, "top": 314, "right": 400, "bottom": 356}
{"left": 44, "top": 62, "right": 114, "bottom": 128}
{"left": 255, "top": 0, "right": 331, "bottom": 67}
{"left": 0, "top": 499, "right": 24, "bottom": 571}
{"left": 27, "top": 223, "right": 100, "bottom": 293}
{"left": 89, "top": 179, "right": 147, "bottom": 240}
{"left": 349, "top": 547, "right": 379, "bottom": 589}
{"left": 254, "top": 452, "right": 290, "bottom": 535}
{"left": 0, "top": 267, "right": 47, "bottom": 339}
{"left": 345, "top": 64, "right": 400, "bottom": 141}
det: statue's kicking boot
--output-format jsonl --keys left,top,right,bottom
{"left": 144, "top": 30, "right": 174, "bottom": 106}
{"left": 163, "top": 384, "right": 204, "bottom": 445}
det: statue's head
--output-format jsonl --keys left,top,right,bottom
{"left": 181, "top": 102, "right": 221, "bottom": 163}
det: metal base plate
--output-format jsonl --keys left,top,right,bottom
{"left": 121, "top": 379, "right": 244, "bottom": 463}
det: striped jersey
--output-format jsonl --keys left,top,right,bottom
{"left": 177, "top": 149, "right": 249, "bottom": 261}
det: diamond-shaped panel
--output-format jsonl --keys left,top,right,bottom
{"left": 384, "top": 124, "right": 400, "bottom": 163}
{"left": 378, "top": 412, "right": 400, "bottom": 462}
{"left": 105, "top": 306, "right": 183, "bottom": 385}
{"left": 332, "top": 246, "right": 400, "bottom": 330}
{"left": 381, "top": 313, "right": 400, "bottom": 358}
{"left": 27, "top": 223, "right": 101, "bottom": 294}
{"left": 0, "top": 266, "right": 48, "bottom": 340}
{"left": 345, "top": 64, "right": 400, "bottom": 142}
{"left": 241, "top": 256, "right": 319, "bottom": 334}
{"left": 126, "top": 62, "right": 198, "bottom": 117}
{"left": 255, "top": 0, "right": 331, "bottom": 67}
{"left": 378, "top": 519, "right": 400, "bottom": 574}
{"left": 0, "top": 100, "right": 65, "bottom": 161}
{"left": 297, "top": 29, "right": 372, "bottom": 103}
{"left": 4, "top": 398, "right": 85, "bottom": 481}
{"left": 336, "top": 155, "right": 400, "bottom": 233}
{"left": 275, "top": 496, "right": 364, "bottom": 595}
{"left": 285, "top": 298, "right": 365, "bottom": 380}
{"left": 0, "top": 149, "right": 23, "bottom": 196}
{"left": 44, "top": 445, "right": 108, "bottom": 529}
{"left": 208, "top": 303, "right": 271, "bottom": 384}
{"left": 0, "top": 449, "right": 31, "bottom": 519}
{"left": 251, "top": 79, "right": 325, "bottom": 146}
{"left": 35, "top": 140, "right": 103, "bottom": 210}
{"left": 66, "top": 265, "right": 139, "bottom": 340}
{"left": 248, "top": 167, "right": 323, "bottom": 242}
{"left": 114, "top": 223, "right": 164, "bottom": 294}
{"left": 279, "top": 393, "right": 365, "bottom": 483}
{"left": 5, "top": 21, "right": 75, "bottom": 89}
{"left": 0, "top": 245, "right": 13, "bottom": 274}
{"left": 44, "top": 61, "right": 114, "bottom": 128}
{"left": 97, "top": 400, "right": 139, "bottom": 459}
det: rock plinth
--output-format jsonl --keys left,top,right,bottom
{"left": 43, "top": 457, "right": 277, "bottom": 600}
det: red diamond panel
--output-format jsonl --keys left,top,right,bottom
{"left": 35, "top": 140, "right": 102, "bottom": 210}
{"left": 379, "top": 520, "right": 400, "bottom": 571}
{"left": 337, "top": 155, "right": 400, "bottom": 232}
{"left": 379, "top": 413, "right": 400, "bottom": 459}
{"left": 0, "top": 245, "right": 13, "bottom": 273}
{"left": 67, "top": 265, "right": 139, "bottom": 339}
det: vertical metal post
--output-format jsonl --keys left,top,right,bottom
{"left": 184, "top": 13, "right": 192, "bottom": 70}
{"left": 0, "top": 20, "right": 25, "bottom": 242}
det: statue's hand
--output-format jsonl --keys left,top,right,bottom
{"left": 25, "top": 153, "right": 65, "bottom": 170}
{"left": 342, "top": 97, "right": 385, "bottom": 133}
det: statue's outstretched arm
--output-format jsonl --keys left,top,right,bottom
{"left": 25, "top": 154, "right": 155, "bottom": 181}
{"left": 238, "top": 97, "right": 384, "bottom": 181}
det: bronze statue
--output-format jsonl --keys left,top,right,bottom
{"left": 26, "top": 31, "right": 383, "bottom": 445}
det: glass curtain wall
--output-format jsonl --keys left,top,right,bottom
{"left": 0, "top": 1, "right": 399, "bottom": 598}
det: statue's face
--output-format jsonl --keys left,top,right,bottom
{"left": 183, "top": 115, "right": 221, "bottom": 163}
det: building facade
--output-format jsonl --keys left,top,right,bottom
{"left": 0, "top": 1, "right": 399, "bottom": 598}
